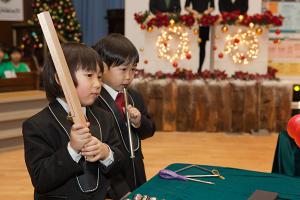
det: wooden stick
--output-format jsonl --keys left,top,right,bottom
{"left": 37, "top": 11, "right": 86, "bottom": 125}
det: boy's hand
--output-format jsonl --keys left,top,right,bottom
{"left": 127, "top": 105, "right": 141, "bottom": 128}
{"left": 81, "top": 136, "right": 110, "bottom": 162}
{"left": 70, "top": 122, "right": 92, "bottom": 153}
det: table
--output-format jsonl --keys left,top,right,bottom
{"left": 128, "top": 163, "right": 300, "bottom": 200}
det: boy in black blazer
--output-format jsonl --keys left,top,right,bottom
{"left": 93, "top": 33, "right": 156, "bottom": 199}
{"left": 23, "top": 43, "right": 124, "bottom": 200}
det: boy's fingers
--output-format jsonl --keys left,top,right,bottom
{"left": 78, "top": 133, "right": 92, "bottom": 140}
{"left": 84, "top": 140, "right": 97, "bottom": 147}
{"left": 81, "top": 138, "right": 92, "bottom": 145}
{"left": 82, "top": 149, "right": 100, "bottom": 157}
{"left": 72, "top": 124, "right": 85, "bottom": 130}
{"left": 82, "top": 145, "right": 99, "bottom": 153}
{"left": 73, "top": 127, "right": 90, "bottom": 135}
{"left": 86, "top": 155, "right": 100, "bottom": 162}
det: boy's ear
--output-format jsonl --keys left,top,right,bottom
{"left": 54, "top": 73, "right": 61, "bottom": 86}
{"left": 103, "top": 62, "right": 109, "bottom": 72}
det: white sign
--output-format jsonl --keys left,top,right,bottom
{"left": 0, "top": 0, "right": 23, "bottom": 21}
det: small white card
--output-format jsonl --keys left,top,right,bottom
{"left": 4, "top": 70, "right": 17, "bottom": 78}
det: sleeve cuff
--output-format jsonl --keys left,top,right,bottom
{"left": 67, "top": 142, "right": 82, "bottom": 163}
{"left": 99, "top": 144, "right": 114, "bottom": 167}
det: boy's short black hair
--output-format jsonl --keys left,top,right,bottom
{"left": 93, "top": 33, "right": 139, "bottom": 68}
{"left": 43, "top": 43, "right": 103, "bottom": 102}
{"left": 9, "top": 46, "right": 22, "bottom": 55}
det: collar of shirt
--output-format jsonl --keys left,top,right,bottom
{"left": 56, "top": 97, "right": 87, "bottom": 116}
{"left": 102, "top": 84, "right": 119, "bottom": 101}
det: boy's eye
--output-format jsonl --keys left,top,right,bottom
{"left": 98, "top": 75, "right": 102, "bottom": 79}
{"left": 87, "top": 73, "right": 93, "bottom": 77}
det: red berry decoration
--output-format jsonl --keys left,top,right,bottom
{"left": 218, "top": 53, "right": 224, "bottom": 59}
{"left": 172, "top": 61, "right": 178, "bottom": 68}
{"left": 144, "top": 60, "right": 148, "bottom": 64}
{"left": 140, "top": 24, "right": 146, "bottom": 30}
{"left": 273, "top": 39, "right": 280, "bottom": 44}
{"left": 234, "top": 38, "right": 240, "bottom": 44}
{"left": 275, "top": 29, "right": 281, "bottom": 35}
{"left": 186, "top": 53, "right": 191, "bottom": 60}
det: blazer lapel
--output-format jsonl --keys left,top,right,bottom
{"left": 86, "top": 107, "right": 102, "bottom": 141}
{"left": 48, "top": 100, "right": 73, "bottom": 139}
{"left": 98, "top": 88, "right": 139, "bottom": 151}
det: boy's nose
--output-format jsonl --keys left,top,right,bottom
{"left": 124, "top": 70, "right": 131, "bottom": 80}
{"left": 94, "top": 78, "right": 102, "bottom": 88}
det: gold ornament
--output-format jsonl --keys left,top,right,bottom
{"left": 249, "top": 23, "right": 255, "bottom": 29}
{"left": 197, "top": 38, "right": 202, "bottom": 43}
{"left": 238, "top": 15, "right": 244, "bottom": 22}
{"left": 139, "top": 48, "right": 144, "bottom": 52}
{"left": 221, "top": 26, "right": 228, "bottom": 33}
{"left": 147, "top": 27, "right": 153, "bottom": 32}
{"left": 255, "top": 27, "right": 263, "bottom": 35}
{"left": 169, "top": 19, "right": 175, "bottom": 26}
{"left": 193, "top": 28, "right": 199, "bottom": 35}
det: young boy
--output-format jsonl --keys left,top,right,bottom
{"left": 22, "top": 43, "right": 124, "bottom": 200}
{"left": 93, "top": 33, "right": 156, "bottom": 198}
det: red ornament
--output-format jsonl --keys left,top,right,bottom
{"left": 273, "top": 39, "right": 280, "bottom": 44}
{"left": 287, "top": 114, "right": 300, "bottom": 147}
{"left": 275, "top": 29, "right": 281, "bottom": 35}
{"left": 213, "top": 46, "right": 217, "bottom": 51}
{"left": 218, "top": 53, "right": 224, "bottom": 59}
{"left": 144, "top": 60, "right": 148, "bottom": 64}
{"left": 172, "top": 61, "right": 178, "bottom": 68}
{"left": 234, "top": 38, "right": 240, "bottom": 44}
{"left": 240, "top": 55, "right": 246, "bottom": 60}
{"left": 140, "top": 24, "right": 146, "bottom": 30}
{"left": 186, "top": 53, "right": 191, "bottom": 60}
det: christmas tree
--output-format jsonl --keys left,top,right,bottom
{"left": 20, "top": 0, "right": 81, "bottom": 51}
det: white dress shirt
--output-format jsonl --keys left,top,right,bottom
{"left": 56, "top": 98, "right": 114, "bottom": 167}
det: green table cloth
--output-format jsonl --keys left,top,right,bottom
{"left": 128, "top": 163, "right": 300, "bottom": 200}
{"left": 272, "top": 130, "right": 300, "bottom": 177}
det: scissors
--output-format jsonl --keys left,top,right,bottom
{"left": 159, "top": 169, "right": 215, "bottom": 185}
{"left": 175, "top": 164, "right": 225, "bottom": 180}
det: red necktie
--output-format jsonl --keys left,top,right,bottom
{"left": 115, "top": 92, "right": 125, "bottom": 118}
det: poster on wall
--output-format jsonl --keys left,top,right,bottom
{"left": 264, "top": 0, "right": 300, "bottom": 78}
{"left": 0, "top": 0, "right": 23, "bottom": 21}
